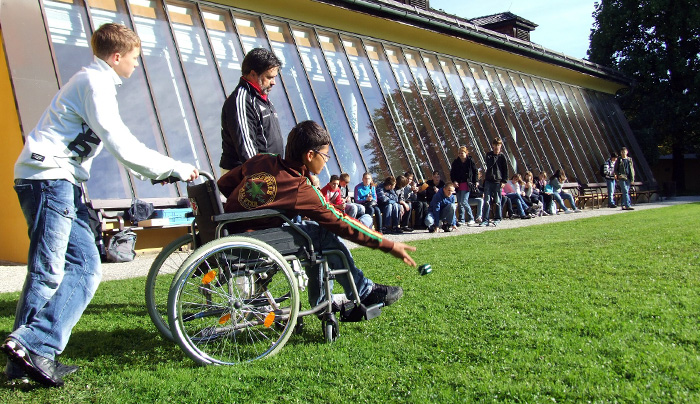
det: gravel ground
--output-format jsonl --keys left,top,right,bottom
{"left": 1, "top": 196, "right": 697, "bottom": 294}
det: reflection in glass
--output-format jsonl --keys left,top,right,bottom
{"left": 128, "top": 0, "right": 210, "bottom": 196}
{"left": 364, "top": 40, "right": 431, "bottom": 180}
{"left": 261, "top": 20, "right": 339, "bottom": 183}
{"left": 166, "top": 1, "right": 223, "bottom": 178}
{"left": 318, "top": 31, "right": 393, "bottom": 178}
{"left": 289, "top": 25, "right": 366, "bottom": 185}
{"left": 383, "top": 45, "right": 450, "bottom": 177}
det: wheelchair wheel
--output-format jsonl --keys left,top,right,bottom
{"left": 168, "top": 236, "right": 300, "bottom": 365}
{"left": 145, "top": 234, "right": 195, "bottom": 341}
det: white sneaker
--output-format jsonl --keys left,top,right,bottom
{"left": 467, "top": 220, "right": 475, "bottom": 226}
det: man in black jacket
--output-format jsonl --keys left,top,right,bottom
{"left": 220, "top": 48, "right": 284, "bottom": 173}
{"left": 480, "top": 138, "right": 509, "bottom": 226}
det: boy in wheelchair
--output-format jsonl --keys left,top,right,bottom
{"left": 217, "top": 120, "right": 417, "bottom": 311}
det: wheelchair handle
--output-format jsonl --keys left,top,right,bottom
{"left": 151, "top": 171, "right": 215, "bottom": 185}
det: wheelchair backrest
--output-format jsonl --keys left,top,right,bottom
{"left": 187, "top": 176, "right": 225, "bottom": 245}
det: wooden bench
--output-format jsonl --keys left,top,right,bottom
{"left": 578, "top": 182, "right": 607, "bottom": 209}
{"left": 630, "top": 181, "right": 661, "bottom": 203}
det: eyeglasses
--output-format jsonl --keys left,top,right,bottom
{"left": 313, "top": 149, "right": 330, "bottom": 162}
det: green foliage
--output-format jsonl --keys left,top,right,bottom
{"left": 1, "top": 204, "right": 699, "bottom": 403}
{"left": 589, "top": 0, "right": 700, "bottom": 186}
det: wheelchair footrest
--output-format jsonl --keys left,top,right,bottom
{"left": 339, "top": 302, "right": 382, "bottom": 322}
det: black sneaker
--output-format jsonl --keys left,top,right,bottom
{"left": 428, "top": 225, "right": 437, "bottom": 233}
{"left": 361, "top": 284, "right": 404, "bottom": 307}
{"left": 2, "top": 338, "right": 64, "bottom": 387}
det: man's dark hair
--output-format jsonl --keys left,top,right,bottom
{"left": 285, "top": 121, "right": 331, "bottom": 164}
{"left": 610, "top": 152, "right": 618, "bottom": 159}
{"left": 330, "top": 175, "right": 340, "bottom": 182}
{"left": 241, "top": 48, "right": 282, "bottom": 75}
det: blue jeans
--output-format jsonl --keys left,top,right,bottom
{"left": 11, "top": 179, "right": 101, "bottom": 361}
{"left": 344, "top": 202, "right": 365, "bottom": 218}
{"left": 380, "top": 203, "right": 400, "bottom": 229}
{"left": 468, "top": 197, "right": 483, "bottom": 220}
{"left": 482, "top": 181, "right": 502, "bottom": 221}
{"left": 606, "top": 179, "right": 616, "bottom": 206}
{"left": 507, "top": 193, "right": 528, "bottom": 216}
{"left": 424, "top": 203, "right": 456, "bottom": 228}
{"left": 296, "top": 221, "right": 373, "bottom": 307}
{"left": 553, "top": 192, "right": 577, "bottom": 211}
{"left": 456, "top": 190, "right": 474, "bottom": 222}
{"left": 620, "top": 180, "right": 631, "bottom": 208}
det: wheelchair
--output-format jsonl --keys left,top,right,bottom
{"left": 145, "top": 172, "right": 382, "bottom": 365}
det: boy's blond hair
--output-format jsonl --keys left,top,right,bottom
{"left": 92, "top": 23, "right": 141, "bottom": 60}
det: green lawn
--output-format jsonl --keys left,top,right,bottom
{"left": 1, "top": 204, "right": 699, "bottom": 403}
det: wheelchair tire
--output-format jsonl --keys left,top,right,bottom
{"left": 168, "top": 236, "right": 300, "bottom": 365}
{"left": 145, "top": 234, "right": 195, "bottom": 341}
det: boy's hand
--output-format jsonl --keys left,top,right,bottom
{"left": 183, "top": 168, "right": 199, "bottom": 182}
{"left": 390, "top": 242, "right": 417, "bottom": 267}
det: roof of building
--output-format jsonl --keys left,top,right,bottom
{"left": 316, "top": 0, "right": 630, "bottom": 86}
{"left": 469, "top": 12, "right": 538, "bottom": 30}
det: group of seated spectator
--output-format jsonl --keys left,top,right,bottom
{"left": 318, "top": 162, "right": 582, "bottom": 235}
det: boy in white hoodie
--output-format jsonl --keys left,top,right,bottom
{"left": 3, "top": 23, "right": 198, "bottom": 387}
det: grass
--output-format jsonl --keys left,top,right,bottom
{"left": 1, "top": 203, "right": 699, "bottom": 403}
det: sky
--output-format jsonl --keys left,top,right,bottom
{"left": 428, "top": 0, "right": 597, "bottom": 60}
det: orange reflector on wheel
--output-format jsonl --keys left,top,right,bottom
{"left": 264, "top": 312, "right": 275, "bottom": 328}
{"left": 218, "top": 313, "right": 231, "bottom": 325}
{"left": 201, "top": 270, "right": 217, "bottom": 285}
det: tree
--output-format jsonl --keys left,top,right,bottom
{"left": 588, "top": 0, "right": 700, "bottom": 192}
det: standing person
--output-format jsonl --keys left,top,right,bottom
{"left": 220, "top": 48, "right": 284, "bottom": 173}
{"left": 601, "top": 153, "right": 618, "bottom": 208}
{"left": 217, "top": 121, "right": 415, "bottom": 310}
{"left": 480, "top": 138, "right": 508, "bottom": 227}
{"left": 450, "top": 146, "right": 478, "bottom": 226}
{"left": 354, "top": 172, "right": 382, "bottom": 231}
{"left": 3, "top": 23, "right": 199, "bottom": 388}
{"left": 425, "top": 183, "right": 458, "bottom": 233}
{"left": 338, "top": 172, "right": 364, "bottom": 219}
{"left": 615, "top": 147, "right": 635, "bottom": 210}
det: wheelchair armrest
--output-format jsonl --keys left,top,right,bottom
{"left": 212, "top": 208, "right": 287, "bottom": 223}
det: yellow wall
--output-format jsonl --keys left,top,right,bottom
{"left": 0, "top": 30, "right": 31, "bottom": 263}
{"left": 214, "top": 0, "right": 625, "bottom": 94}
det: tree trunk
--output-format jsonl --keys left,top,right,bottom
{"left": 671, "top": 142, "right": 686, "bottom": 193}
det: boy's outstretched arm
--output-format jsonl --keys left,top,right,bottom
{"left": 390, "top": 242, "right": 417, "bottom": 267}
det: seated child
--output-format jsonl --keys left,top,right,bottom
{"left": 217, "top": 121, "right": 416, "bottom": 308}
{"left": 424, "top": 182, "right": 458, "bottom": 233}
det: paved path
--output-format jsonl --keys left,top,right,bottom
{"left": 1, "top": 196, "right": 697, "bottom": 294}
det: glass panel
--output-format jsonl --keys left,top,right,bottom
{"left": 454, "top": 61, "right": 502, "bottom": 155}
{"left": 128, "top": 0, "right": 210, "bottom": 196}
{"left": 506, "top": 73, "right": 561, "bottom": 175}
{"left": 340, "top": 35, "right": 412, "bottom": 177}
{"left": 383, "top": 44, "right": 450, "bottom": 178}
{"left": 166, "top": 0, "right": 222, "bottom": 177}
{"left": 472, "top": 63, "right": 529, "bottom": 175}
{"left": 231, "top": 13, "right": 296, "bottom": 139}
{"left": 41, "top": 0, "right": 132, "bottom": 199}
{"left": 260, "top": 20, "right": 339, "bottom": 183}
{"left": 289, "top": 24, "right": 366, "bottom": 184}
{"left": 403, "top": 50, "right": 459, "bottom": 160}
{"left": 90, "top": 0, "right": 182, "bottom": 198}
{"left": 494, "top": 68, "right": 550, "bottom": 173}
{"left": 546, "top": 80, "right": 604, "bottom": 181}
{"left": 317, "top": 31, "right": 392, "bottom": 178}
{"left": 531, "top": 77, "right": 587, "bottom": 182}
{"left": 363, "top": 40, "right": 431, "bottom": 180}
{"left": 486, "top": 66, "right": 542, "bottom": 173}
{"left": 575, "top": 88, "right": 623, "bottom": 156}
{"left": 438, "top": 58, "right": 488, "bottom": 167}
{"left": 200, "top": 6, "right": 243, "bottom": 94}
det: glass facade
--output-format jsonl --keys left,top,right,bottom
{"left": 39, "top": 0, "right": 650, "bottom": 201}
